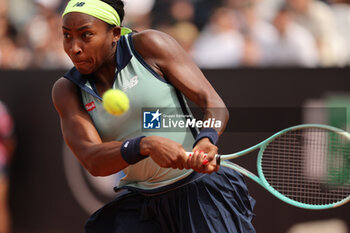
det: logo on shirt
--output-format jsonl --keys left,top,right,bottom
{"left": 85, "top": 101, "right": 96, "bottom": 112}
{"left": 73, "top": 2, "right": 85, "bottom": 7}
{"left": 121, "top": 76, "right": 139, "bottom": 92}
{"left": 143, "top": 109, "right": 162, "bottom": 129}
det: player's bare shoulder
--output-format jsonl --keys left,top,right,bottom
{"left": 132, "top": 29, "right": 175, "bottom": 47}
{"left": 52, "top": 77, "right": 80, "bottom": 115}
{"left": 132, "top": 30, "right": 181, "bottom": 60}
{"left": 52, "top": 78, "right": 75, "bottom": 102}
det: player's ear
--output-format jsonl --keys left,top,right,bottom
{"left": 112, "top": 26, "right": 121, "bottom": 42}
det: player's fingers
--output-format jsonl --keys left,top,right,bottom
{"left": 170, "top": 154, "right": 182, "bottom": 170}
{"left": 184, "top": 152, "right": 193, "bottom": 169}
{"left": 177, "top": 163, "right": 184, "bottom": 170}
{"left": 188, "top": 150, "right": 199, "bottom": 169}
{"left": 202, "top": 151, "right": 216, "bottom": 166}
{"left": 177, "top": 151, "right": 188, "bottom": 170}
{"left": 174, "top": 158, "right": 184, "bottom": 169}
{"left": 201, "top": 160, "right": 219, "bottom": 174}
{"left": 193, "top": 150, "right": 201, "bottom": 169}
{"left": 201, "top": 144, "right": 218, "bottom": 165}
{"left": 194, "top": 150, "right": 206, "bottom": 170}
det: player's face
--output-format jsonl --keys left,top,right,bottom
{"left": 62, "top": 12, "right": 118, "bottom": 74}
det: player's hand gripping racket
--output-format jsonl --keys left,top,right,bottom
{"left": 188, "top": 124, "right": 350, "bottom": 209}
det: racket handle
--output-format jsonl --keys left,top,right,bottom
{"left": 216, "top": 154, "right": 221, "bottom": 166}
{"left": 185, "top": 152, "right": 221, "bottom": 165}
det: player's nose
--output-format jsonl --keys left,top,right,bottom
{"left": 69, "top": 39, "right": 83, "bottom": 56}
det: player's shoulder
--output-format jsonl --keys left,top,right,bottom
{"left": 133, "top": 29, "right": 172, "bottom": 43}
{"left": 52, "top": 77, "right": 79, "bottom": 107}
{"left": 131, "top": 29, "right": 180, "bottom": 58}
{"left": 52, "top": 77, "right": 75, "bottom": 95}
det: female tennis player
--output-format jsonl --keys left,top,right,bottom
{"left": 52, "top": 0, "right": 256, "bottom": 232}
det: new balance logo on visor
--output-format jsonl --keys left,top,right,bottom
{"left": 73, "top": 2, "right": 85, "bottom": 7}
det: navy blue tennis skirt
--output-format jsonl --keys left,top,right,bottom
{"left": 85, "top": 167, "right": 256, "bottom": 233}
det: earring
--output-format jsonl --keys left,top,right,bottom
{"left": 112, "top": 41, "right": 116, "bottom": 46}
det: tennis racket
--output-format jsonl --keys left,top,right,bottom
{"left": 188, "top": 124, "right": 350, "bottom": 209}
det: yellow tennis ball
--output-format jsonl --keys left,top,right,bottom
{"left": 102, "top": 89, "right": 129, "bottom": 116}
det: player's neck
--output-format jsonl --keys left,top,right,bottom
{"left": 92, "top": 57, "right": 116, "bottom": 89}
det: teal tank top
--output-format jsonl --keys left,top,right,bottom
{"left": 64, "top": 33, "right": 198, "bottom": 190}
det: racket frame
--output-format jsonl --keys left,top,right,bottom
{"left": 216, "top": 124, "right": 350, "bottom": 209}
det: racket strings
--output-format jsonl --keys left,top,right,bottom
{"left": 261, "top": 128, "right": 350, "bottom": 206}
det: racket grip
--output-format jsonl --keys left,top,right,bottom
{"left": 216, "top": 154, "right": 221, "bottom": 166}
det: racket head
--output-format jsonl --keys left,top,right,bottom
{"left": 257, "top": 124, "right": 350, "bottom": 209}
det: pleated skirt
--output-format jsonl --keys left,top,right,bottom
{"left": 85, "top": 167, "right": 256, "bottom": 233}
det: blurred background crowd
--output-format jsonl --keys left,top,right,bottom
{"left": 0, "top": 0, "right": 350, "bottom": 70}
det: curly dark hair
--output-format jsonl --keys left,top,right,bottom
{"left": 101, "top": 0, "right": 125, "bottom": 23}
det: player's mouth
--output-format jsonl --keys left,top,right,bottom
{"left": 73, "top": 60, "right": 94, "bottom": 74}
{"left": 73, "top": 60, "right": 90, "bottom": 66}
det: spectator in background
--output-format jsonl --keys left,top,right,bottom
{"left": 0, "top": 101, "right": 16, "bottom": 233}
{"left": 170, "top": 0, "right": 194, "bottom": 23}
{"left": 151, "top": 0, "right": 222, "bottom": 31}
{"left": 329, "top": 0, "right": 350, "bottom": 65}
{"left": 267, "top": 4, "right": 319, "bottom": 67}
{"left": 286, "top": 0, "right": 347, "bottom": 66}
{"left": 0, "top": 0, "right": 7, "bottom": 16}
{"left": 256, "top": 0, "right": 285, "bottom": 21}
{"left": 234, "top": 0, "right": 279, "bottom": 66}
{"left": 193, "top": 0, "right": 223, "bottom": 30}
{"left": 0, "top": 15, "right": 16, "bottom": 69}
{"left": 21, "top": 0, "right": 72, "bottom": 69}
{"left": 151, "top": 0, "right": 177, "bottom": 31}
{"left": 165, "top": 1, "right": 200, "bottom": 53}
{"left": 0, "top": 2, "right": 31, "bottom": 69}
{"left": 4, "top": 0, "right": 35, "bottom": 33}
{"left": 123, "top": 0, "right": 155, "bottom": 32}
{"left": 1, "top": 0, "right": 350, "bottom": 69}
{"left": 150, "top": 0, "right": 197, "bottom": 34}
{"left": 169, "top": 21, "right": 199, "bottom": 53}
{"left": 191, "top": 7, "right": 244, "bottom": 68}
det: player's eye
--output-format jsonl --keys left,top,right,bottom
{"left": 82, "top": 32, "right": 93, "bottom": 38}
{"left": 63, "top": 32, "right": 71, "bottom": 39}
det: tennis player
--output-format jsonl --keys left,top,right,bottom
{"left": 52, "top": 0, "right": 256, "bottom": 232}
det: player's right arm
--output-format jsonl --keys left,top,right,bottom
{"left": 52, "top": 78, "right": 129, "bottom": 176}
{"left": 52, "top": 78, "right": 189, "bottom": 175}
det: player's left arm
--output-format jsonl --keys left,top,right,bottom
{"left": 133, "top": 30, "right": 229, "bottom": 172}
